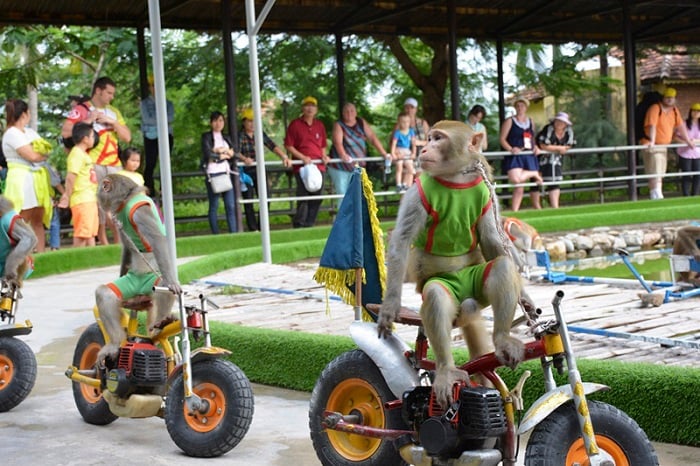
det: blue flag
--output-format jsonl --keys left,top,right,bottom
{"left": 313, "top": 168, "right": 386, "bottom": 321}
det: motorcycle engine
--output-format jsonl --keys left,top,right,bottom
{"left": 106, "top": 341, "right": 167, "bottom": 397}
{"left": 402, "top": 382, "right": 507, "bottom": 458}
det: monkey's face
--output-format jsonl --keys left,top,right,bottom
{"left": 419, "top": 129, "right": 452, "bottom": 176}
{"left": 420, "top": 120, "right": 489, "bottom": 178}
{"left": 98, "top": 174, "right": 140, "bottom": 211}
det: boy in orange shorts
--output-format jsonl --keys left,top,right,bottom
{"left": 58, "top": 123, "right": 98, "bottom": 247}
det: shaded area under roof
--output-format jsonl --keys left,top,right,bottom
{"left": 3, "top": 1, "right": 700, "bottom": 45}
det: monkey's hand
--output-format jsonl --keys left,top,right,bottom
{"left": 3, "top": 272, "right": 20, "bottom": 290}
{"left": 161, "top": 279, "right": 182, "bottom": 295}
{"left": 494, "top": 334, "right": 525, "bottom": 370}
{"left": 433, "top": 367, "right": 469, "bottom": 408}
{"left": 377, "top": 302, "right": 399, "bottom": 339}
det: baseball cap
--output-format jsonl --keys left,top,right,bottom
{"left": 240, "top": 108, "right": 254, "bottom": 121}
{"left": 404, "top": 97, "right": 418, "bottom": 107}
{"left": 691, "top": 103, "right": 700, "bottom": 111}
{"left": 663, "top": 87, "right": 677, "bottom": 98}
{"left": 301, "top": 96, "right": 318, "bottom": 106}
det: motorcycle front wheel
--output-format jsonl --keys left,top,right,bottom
{"left": 309, "top": 349, "right": 409, "bottom": 466}
{"left": 0, "top": 336, "right": 37, "bottom": 412}
{"left": 71, "top": 323, "right": 117, "bottom": 425}
{"left": 524, "top": 399, "right": 659, "bottom": 466}
{"left": 165, "top": 358, "right": 254, "bottom": 458}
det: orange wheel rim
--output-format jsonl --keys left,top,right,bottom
{"left": 566, "top": 435, "right": 629, "bottom": 466}
{"left": 78, "top": 342, "right": 103, "bottom": 403}
{"left": 0, "top": 353, "right": 15, "bottom": 391}
{"left": 184, "top": 382, "right": 226, "bottom": 433}
{"left": 325, "top": 378, "right": 385, "bottom": 461}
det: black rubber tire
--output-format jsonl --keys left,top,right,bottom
{"left": 524, "top": 399, "right": 659, "bottom": 466}
{"left": 0, "top": 336, "right": 37, "bottom": 412}
{"left": 165, "top": 358, "right": 254, "bottom": 458}
{"left": 309, "top": 349, "right": 409, "bottom": 466}
{"left": 71, "top": 323, "right": 117, "bottom": 425}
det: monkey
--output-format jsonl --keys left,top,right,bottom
{"left": 502, "top": 217, "right": 544, "bottom": 273}
{"left": 0, "top": 196, "right": 37, "bottom": 288}
{"left": 95, "top": 174, "right": 181, "bottom": 362}
{"left": 672, "top": 225, "right": 700, "bottom": 286}
{"left": 378, "top": 120, "right": 526, "bottom": 408}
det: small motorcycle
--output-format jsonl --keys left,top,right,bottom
{"left": 0, "top": 279, "right": 37, "bottom": 412}
{"left": 65, "top": 287, "right": 254, "bottom": 457}
{"left": 309, "top": 290, "right": 659, "bottom": 466}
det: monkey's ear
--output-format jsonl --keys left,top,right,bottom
{"left": 471, "top": 133, "right": 484, "bottom": 150}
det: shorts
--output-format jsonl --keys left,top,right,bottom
{"left": 423, "top": 261, "right": 492, "bottom": 307}
{"left": 642, "top": 147, "right": 668, "bottom": 175}
{"left": 94, "top": 164, "right": 121, "bottom": 223}
{"left": 71, "top": 202, "right": 99, "bottom": 239}
{"left": 539, "top": 163, "right": 563, "bottom": 191}
{"left": 107, "top": 271, "right": 161, "bottom": 300}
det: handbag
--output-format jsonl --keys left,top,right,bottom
{"left": 209, "top": 171, "right": 233, "bottom": 193}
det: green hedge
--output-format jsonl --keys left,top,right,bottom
{"left": 210, "top": 324, "right": 700, "bottom": 447}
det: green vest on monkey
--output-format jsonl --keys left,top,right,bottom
{"left": 117, "top": 194, "right": 165, "bottom": 252}
{"left": 413, "top": 173, "right": 492, "bottom": 256}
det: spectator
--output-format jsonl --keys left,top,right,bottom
{"left": 140, "top": 74, "right": 174, "bottom": 197}
{"left": 499, "top": 96, "right": 543, "bottom": 211}
{"left": 328, "top": 102, "right": 389, "bottom": 198}
{"left": 676, "top": 103, "right": 700, "bottom": 196}
{"left": 536, "top": 111, "right": 576, "bottom": 208}
{"left": 117, "top": 147, "right": 146, "bottom": 187}
{"left": 284, "top": 96, "right": 330, "bottom": 228}
{"left": 639, "top": 87, "right": 694, "bottom": 199}
{"left": 390, "top": 111, "right": 416, "bottom": 193}
{"left": 58, "top": 122, "right": 98, "bottom": 247}
{"left": 401, "top": 97, "right": 430, "bottom": 149}
{"left": 61, "top": 76, "right": 131, "bottom": 244}
{"left": 201, "top": 111, "right": 237, "bottom": 234}
{"left": 465, "top": 104, "right": 488, "bottom": 152}
{"left": 237, "top": 107, "right": 292, "bottom": 231}
{"left": 1, "top": 99, "right": 52, "bottom": 252}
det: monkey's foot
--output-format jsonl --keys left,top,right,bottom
{"left": 97, "top": 343, "right": 120, "bottom": 368}
{"left": 433, "top": 367, "right": 469, "bottom": 408}
{"left": 151, "top": 315, "right": 177, "bottom": 331}
{"left": 494, "top": 335, "right": 525, "bottom": 369}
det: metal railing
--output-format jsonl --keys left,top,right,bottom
{"left": 169, "top": 141, "right": 699, "bottom": 226}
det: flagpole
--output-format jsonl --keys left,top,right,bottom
{"left": 354, "top": 268, "right": 362, "bottom": 321}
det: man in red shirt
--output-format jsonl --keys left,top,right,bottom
{"left": 284, "top": 96, "right": 330, "bottom": 228}
{"left": 640, "top": 87, "right": 694, "bottom": 199}
{"left": 61, "top": 77, "right": 131, "bottom": 244}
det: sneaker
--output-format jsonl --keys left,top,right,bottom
{"left": 399, "top": 184, "right": 408, "bottom": 193}
{"left": 396, "top": 185, "right": 403, "bottom": 193}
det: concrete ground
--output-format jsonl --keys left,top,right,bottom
{"left": 1, "top": 264, "right": 698, "bottom": 465}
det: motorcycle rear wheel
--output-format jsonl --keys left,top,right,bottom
{"left": 309, "top": 349, "right": 409, "bottom": 466}
{"left": 524, "top": 399, "right": 659, "bottom": 466}
{"left": 71, "top": 323, "right": 117, "bottom": 425}
{"left": 165, "top": 358, "right": 254, "bottom": 458}
{"left": 0, "top": 336, "right": 37, "bottom": 412}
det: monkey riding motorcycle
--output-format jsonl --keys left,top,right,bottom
{"left": 65, "top": 287, "right": 254, "bottom": 457}
{"left": 309, "top": 291, "right": 658, "bottom": 466}
{"left": 0, "top": 279, "right": 37, "bottom": 412}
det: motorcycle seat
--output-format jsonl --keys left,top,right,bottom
{"left": 121, "top": 295, "right": 153, "bottom": 311}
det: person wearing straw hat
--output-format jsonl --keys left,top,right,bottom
{"left": 236, "top": 107, "right": 292, "bottom": 231}
{"left": 640, "top": 87, "right": 694, "bottom": 199}
{"left": 536, "top": 111, "right": 576, "bottom": 208}
{"left": 284, "top": 96, "right": 331, "bottom": 228}
{"left": 499, "top": 96, "right": 543, "bottom": 211}
{"left": 676, "top": 103, "right": 700, "bottom": 196}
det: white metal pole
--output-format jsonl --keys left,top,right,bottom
{"left": 147, "top": 0, "right": 177, "bottom": 261}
